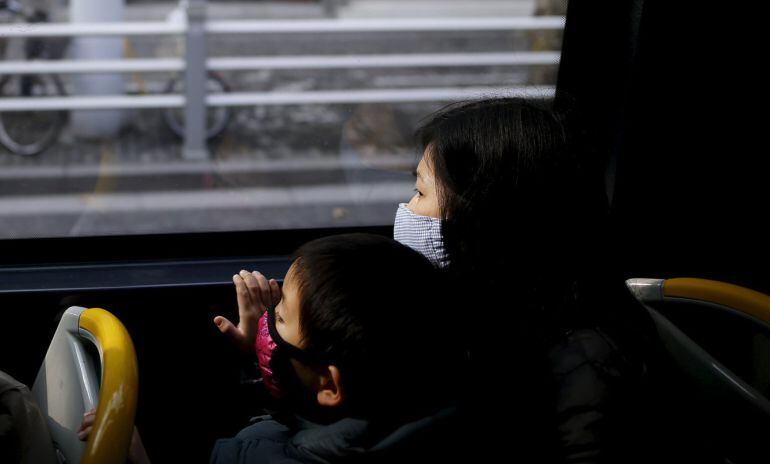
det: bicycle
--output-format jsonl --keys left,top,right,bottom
{"left": 160, "top": 0, "right": 232, "bottom": 141}
{"left": 162, "top": 71, "right": 232, "bottom": 141}
{"left": 0, "top": 0, "right": 67, "bottom": 156}
{"left": 0, "top": 0, "right": 233, "bottom": 156}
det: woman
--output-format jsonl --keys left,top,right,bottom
{"left": 395, "top": 97, "right": 654, "bottom": 463}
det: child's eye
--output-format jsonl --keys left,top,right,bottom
{"left": 276, "top": 313, "right": 284, "bottom": 324}
{"left": 413, "top": 188, "right": 423, "bottom": 198}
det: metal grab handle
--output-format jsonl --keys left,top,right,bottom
{"left": 78, "top": 308, "right": 138, "bottom": 464}
{"left": 664, "top": 278, "right": 770, "bottom": 327}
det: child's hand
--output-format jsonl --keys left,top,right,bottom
{"left": 77, "top": 408, "right": 97, "bottom": 441}
{"left": 213, "top": 270, "right": 281, "bottom": 358}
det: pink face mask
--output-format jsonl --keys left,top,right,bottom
{"left": 255, "top": 311, "right": 282, "bottom": 398}
{"left": 256, "top": 306, "right": 324, "bottom": 400}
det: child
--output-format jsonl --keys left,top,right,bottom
{"left": 78, "top": 233, "right": 462, "bottom": 462}
{"left": 210, "top": 233, "right": 462, "bottom": 463}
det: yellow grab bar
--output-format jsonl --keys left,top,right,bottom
{"left": 78, "top": 308, "right": 138, "bottom": 464}
{"left": 664, "top": 278, "right": 770, "bottom": 326}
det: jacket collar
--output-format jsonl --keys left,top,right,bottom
{"left": 286, "top": 406, "right": 458, "bottom": 462}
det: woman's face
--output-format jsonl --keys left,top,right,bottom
{"left": 406, "top": 153, "right": 441, "bottom": 219}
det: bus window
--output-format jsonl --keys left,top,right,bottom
{"left": 0, "top": 0, "right": 567, "bottom": 240}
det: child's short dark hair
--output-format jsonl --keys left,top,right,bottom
{"left": 291, "top": 233, "right": 460, "bottom": 419}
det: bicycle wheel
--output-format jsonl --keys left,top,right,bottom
{"left": 163, "top": 72, "right": 232, "bottom": 140}
{"left": 0, "top": 74, "right": 66, "bottom": 156}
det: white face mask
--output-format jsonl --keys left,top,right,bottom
{"left": 393, "top": 203, "right": 447, "bottom": 267}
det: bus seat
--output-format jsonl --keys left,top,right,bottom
{"left": 31, "top": 306, "right": 138, "bottom": 464}
{"left": 626, "top": 278, "right": 770, "bottom": 462}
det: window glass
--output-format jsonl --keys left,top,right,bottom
{"left": 0, "top": 0, "right": 566, "bottom": 239}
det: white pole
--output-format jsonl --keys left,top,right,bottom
{"left": 69, "top": 0, "right": 126, "bottom": 139}
{"left": 183, "top": 0, "right": 209, "bottom": 160}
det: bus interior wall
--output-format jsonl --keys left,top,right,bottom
{"left": 557, "top": 0, "right": 770, "bottom": 292}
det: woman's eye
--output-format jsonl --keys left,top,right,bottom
{"left": 276, "top": 314, "right": 284, "bottom": 323}
{"left": 413, "top": 188, "right": 423, "bottom": 197}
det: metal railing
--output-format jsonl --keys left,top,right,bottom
{"left": 0, "top": 52, "right": 561, "bottom": 74}
{"left": 0, "top": 0, "right": 564, "bottom": 159}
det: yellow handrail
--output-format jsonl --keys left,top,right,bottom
{"left": 78, "top": 308, "right": 138, "bottom": 464}
{"left": 664, "top": 278, "right": 770, "bottom": 326}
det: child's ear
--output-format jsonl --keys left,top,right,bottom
{"left": 316, "top": 365, "right": 344, "bottom": 408}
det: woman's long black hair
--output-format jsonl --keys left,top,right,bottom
{"left": 417, "top": 97, "right": 608, "bottom": 332}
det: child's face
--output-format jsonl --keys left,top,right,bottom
{"left": 406, "top": 153, "right": 441, "bottom": 219}
{"left": 274, "top": 263, "right": 304, "bottom": 349}
{"left": 276, "top": 262, "right": 345, "bottom": 409}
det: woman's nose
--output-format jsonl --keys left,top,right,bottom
{"left": 406, "top": 195, "right": 418, "bottom": 211}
